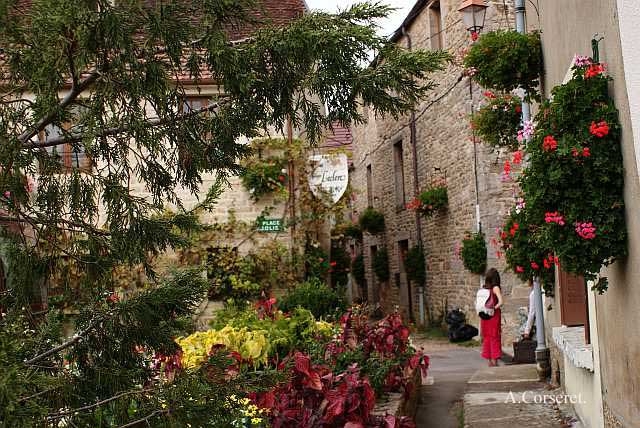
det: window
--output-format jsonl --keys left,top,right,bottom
{"left": 40, "top": 122, "right": 91, "bottom": 172}
{"left": 393, "top": 141, "right": 405, "bottom": 208}
{"left": 181, "top": 96, "right": 211, "bottom": 114}
{"left": 366, "top": 164, "right": 373, "bottom": 207}
{"left": 429, "top": 1, "right": 443, "bottom": 50}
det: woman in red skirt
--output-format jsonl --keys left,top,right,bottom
{"left": 481, "top": 268, "right": 504, "bottom": 366}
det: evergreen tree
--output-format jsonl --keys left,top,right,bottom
{"left": 0, "top": 0, "right": 448, "bottom": 424}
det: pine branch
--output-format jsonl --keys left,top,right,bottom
{"left": 22, "top": 99, "right": 227, "bottom": 149}
{"left": 117, "top": 409, "right": 169, "bottom": 428}
{"left": 46, "top": 388, "right": 154, "bottom": 420}
{"left": 17, "top": 69, "right": 100, "bottom": 145}
{"left": 24, "top": 323, "right": 97, "bottom": 365}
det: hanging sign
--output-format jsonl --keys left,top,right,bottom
{"left": 308, "top": 153, "right": 349, "bottom": 205}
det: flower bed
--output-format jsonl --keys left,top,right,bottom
{"left": 170, "top": 302, "right": 427, "bottom": 427}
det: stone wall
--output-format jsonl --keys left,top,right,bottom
{"left": 351, "top": 0, "right": 521, "bottom": 326}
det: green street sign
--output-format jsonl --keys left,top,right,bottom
{"left": 257, "top": 218, "right": 284, "bottom": 232}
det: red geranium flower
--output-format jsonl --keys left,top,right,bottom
{"left": 512, "top": 150, "right": 523, "bottom": 164}
{"left": 516, "top": 266, "right": 525, "bottom": 273}
{"left": 542, "top": 135, "right": 558, "bottom": 151}
{"left": 530, "top": 261, "right": 540, "bottom": 270}
{"left": 515, "top": 105, "right": 522, "bottom": 113}
{"left": 589, "top": 121, "right": 609, "bottom": 138}
{"left": 585, "top": 63, "right": 606, "bottom": 78}
{"left": 582, "top": 147, "right": 591, "bottom": 157}
{"left": 471, "top": 31, "right": 479, "bottom": 41}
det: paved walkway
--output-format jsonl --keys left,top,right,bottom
{"left": 463, "top": 364, "right": 566, "bottom": 428}
{"left": 413, "top": 339, "right": 485, "bottom": 428}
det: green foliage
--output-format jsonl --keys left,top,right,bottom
{"left": 498, "top": 206, "right": 555, "bottom": 296}
{"left": 472, "top": 93, "right": 523, "bottom": 150}
{"left": 359, "top": 207, "right": 386, "bottom": 234}
{"left": 304, "top": 242, "right": 330, "bottom": 279}
{"left": 464, "top": 30, "right": 542, "bottom": 98}
{"left": 239, "top": 156, "right": 288, "bottom": 201}
{"left": 278, "top": 278, "right": 347, "bottom": 320}
{"left": 413, "top": 185, "right": 448, "bottom": 217}
{"left": 372, "top": 248, "right": 390, "bottom": 282}
{"left": 332, "top": 221, "right": 363, "bottom": 240}
{"left": 461, "top": 232, "right": 487, "bottom": 275}
{"left": 206, "top": 247, "right": 264, "bottom": 301}
{"left": 330, "top": 245, "right": 351, "bottom": 288}
{"left": 405, "top": 245, "right": 426, "bottom": 285}
{"left": 518, "top": 60, "right": 626, "bottom": 292}
{"left": 352, "top": 254, "right": 366, "bottom": 286}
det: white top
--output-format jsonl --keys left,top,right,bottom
{"left": 524, "top": 289, "right": 536, "bottom": 335}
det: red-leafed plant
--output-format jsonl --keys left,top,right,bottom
{"left": 252, "top": 351, "right": 416, "bottom": 428}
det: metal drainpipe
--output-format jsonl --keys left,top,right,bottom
{"left": 515, "top": 0, "right": 549, "bottom": 379}
{"left": 402, "top": 26, "right": 425, "bottom": 325}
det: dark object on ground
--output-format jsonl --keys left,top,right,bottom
{"left": 445, "top": 308, "right": 466, "bottom": 327}
{"left": 449, "top": 324, "right": 479, "bottom": 342}
{"left": 445, "top": 309, "right": 478, "bottom": 342}
{"left": 513, "top": 338, "right": 537, "bottom": 363}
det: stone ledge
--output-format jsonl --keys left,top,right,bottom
{"left": 372, "top": 367, "right": 422, "bottom": 418}
{"left": 552, "top": 326, "right": 593, "bottom": 372}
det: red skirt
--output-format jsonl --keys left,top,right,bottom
{"left": 481, "top": 308, "right": 502, "bottom": 360}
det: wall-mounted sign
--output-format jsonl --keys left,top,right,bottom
{"left": 308, "top": 153, "right": 349, "bottom": 205}
{"left": 256, "top": 218, "right": 284, "bottom": 232}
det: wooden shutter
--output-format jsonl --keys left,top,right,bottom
{"left": 558, "top": 269, "right": 588, "bottom": 328}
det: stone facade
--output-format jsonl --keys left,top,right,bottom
{"left": 351, "top": 0, "right": 521, "bottom": 326}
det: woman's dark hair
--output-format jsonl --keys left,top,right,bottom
{"left": 484, "top": 268, "right": 501, "bottom": 289}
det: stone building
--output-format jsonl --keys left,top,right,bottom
{"left": 350, "top": 0, "right": 523, "bottom": 326}
{"left": 526, "top": 2, "right": 640, "bottom": 427}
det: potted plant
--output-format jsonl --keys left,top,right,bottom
{"left": 407, "top": 179, "right": 448, "bottom": 217}
{"left": 239, "top": 156, "right": 288, "bottom": 201}
{"left": 471, "top": 92, "right": 523, "bottom": 151}
{"left": 373, "top": 248, "right": 390, "bottom": 282}
{"left": 463, "top": 30, "right": 543, "bottom": 99}
{"left": 461, "top": 232, "right": 487, "bottom": 275}
{"left": 359, "top": 207, "right": 385, "bottom": 235}
{"left": 404, "top": 245, "right": 426, "bottom": 286}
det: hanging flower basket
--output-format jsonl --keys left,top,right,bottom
{"left": 239, "top": 157, "right": 288, "bottom": 201}
{"left": 359, "top": 207, "right": 385, "bottom": 235}
{"left": 471, "top": 92, "right": 523, "bottom": 151}
{"left": 408, "top": 181, "right": 448, "bottom": 217}
{"left": 373, "top": 247, "right": 390, "bottom": 282}
{"left": 463, "top": 30, "right": 543, "bottom": 99}
{"left": 460, "top": 232, "right": 487, "bottom": 275}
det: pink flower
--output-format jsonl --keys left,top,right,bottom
{"left": 530, "top": 262, "right": 540, "bottom": 270}
{"left": 573, "top": 55, "right": 593, "bottom": 67}
{"left": 575, "top": 221, "right": 597, "bottom": 239}
{"left": 516, "top": 266, "right": 525, "bottom": 273}
{"left": 483, "top": 90, "right": 496, "bottom": 99}
{"left": 545, "top": 211, "right": 565, "bottom": 226}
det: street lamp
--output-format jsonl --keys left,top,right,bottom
{"left": 458, "top": 0, "right": 488, "bottom": 39}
